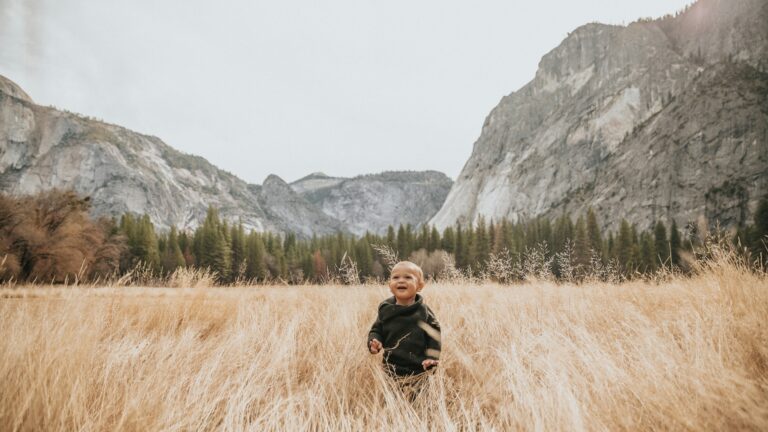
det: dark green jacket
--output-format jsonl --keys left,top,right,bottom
{"left": 367, "top": 294, "right": 441, "bottom": 376}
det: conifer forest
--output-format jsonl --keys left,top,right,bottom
{"left": 1, "top": 190, "right": 766, "bottom": 285}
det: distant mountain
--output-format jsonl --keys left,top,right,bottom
{"left": 431, "top": 0, "right": 768, "bottom": 232}
{"left": 291, "top": 171, "right": 453, "bottom": 235}
{"left": 254, "top": 174, "right": 346, "bottom": 237}
{"left": 0, "top": 76, "right": 451, "bottom": 236}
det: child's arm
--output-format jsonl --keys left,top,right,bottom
{"left": 420, "top": 308, "right": 442, "bottom": 370}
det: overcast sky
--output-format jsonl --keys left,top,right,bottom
{"left": 0, "top": 0, "right": 691, "bottom": 184}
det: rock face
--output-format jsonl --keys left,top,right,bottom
{"left": 0, "top": 77, "right": 274, "bottom": 232}
{"left": 431, "top": 0, "right": 768, "bottom": 232}
{"left": 255, "top": 175, "right": 346, "bottom": 237}
{"left": 291, "top": 171, "right": 453, "bottom": 235}
{"left": 0, "top": 76, "right": 452, "bottom": 236}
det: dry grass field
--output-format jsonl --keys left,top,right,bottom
{"left": 1, "top": 261, "right": 767, "bottom": 431}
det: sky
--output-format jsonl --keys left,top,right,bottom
{"left": 0, "top": 0, "right": 692, "bottom": 184}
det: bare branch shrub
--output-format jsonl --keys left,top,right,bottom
{"left": 484, "top": 249, "right": 517, "bottom": 284}
{"left": 438, "top": 251, "right": 464, "bottom": 283}
{"left": 521, "top": 242, "right": 553, "bottom": 281}
{"left": 584, "top": 251, "right": 623, "bottom": 284}
{"left": 337, "top": 252, "right": 360, "bottom": 285}
{"left": 555, "top": 240, "right": 576, "bottom": 283}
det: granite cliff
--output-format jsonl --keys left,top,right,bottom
{"left": 431, "top": 0, "right": 768, "bottom": 232}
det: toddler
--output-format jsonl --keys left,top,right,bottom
{"left": 368, "top": 261, "right": 441, "bottom": 377}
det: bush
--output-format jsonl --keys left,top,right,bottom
{"left": 0, "top": 190, "right": 125, "bottom": 283}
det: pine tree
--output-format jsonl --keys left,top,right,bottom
{"left": 300, "top": 253, "right": 313, "bottom": 283}
{"left": 136, "top": 215, "right": 160, "bottom": 272}
{"left": 573, "top": 216, "right": 590, "bottom": 271}
{"left": 246, "top": 232, "right": 267, "bottom": 281}
{"left": 586, "top": 208, "right": 603, "bottom": 257}
{"left": 501, "top": 219, "right": 515, "bottom": 254}
{"left": 386, "top": 226, "right": 396, "bottom": 249}
{"left": 552, "top": 214, "right": 573, "bottom": 254}
{"left": 429, "top": 226, "right": 441, "bottom": 252}
{"left": 454, "top": 223, "right": 466, "bottom": 269}
{"left": 178, "top": 231, "right": 194, "bottom": 267}
{"left": 472, "top": 216, "right": 489, "bottom": 269}
{"left": 629, "top": 224, "right": 641, "bottom": 274}
{"left": 492, "top": 220, "right": 505, "bottom": 254}
{"left": 356, "top": 237, "right": 373, "bottom": 278}
{"left": 417, "top": 224, "right": 430, "bottom": 251}
{"left": 488, "top": 220, "right": 497, "bottom": 254}
{"left": 617, "top": 219, "right": 633, "bottom": 273}
{"left": 538, "top": 218, "right": 553, "bottom": 249}
{"left": 751, "top": 196, "right": 768, "bottom": 263}
{"left": 198, "top": 206, "right": 231, "bottom": 281}
{"left": 606, "top": 231, "right": 615, "bottom": 260}
{"left": 670, "top": 220, "right": 682, "bottom": 267}
{"left": 653, "top": 221, "right": 669, "bottom": 268}
{"left": 512, "top": 223, "right": 525, "bottom": 262}
{"left": 525, "top": 219, "right": 540, "bottom": 249}
{"left": 405, "top": 224, "right": 415, "bottom": 258}
{"left": 161, "top": 226, "right": 185, "bottom": 274}
{"left": 396, "top": 224, "right": 408, "bottom": 259}
{"left": 230, "top": 223, "right": 246, "bottom": 280}
{"left": 441, "top": 226, "right": 455, "bottom": 254}
{"left": 639, "top": 232, "right": 656, "bottom": 273}
{"left": 281, "top": 232, "right": 301, "bottom": 281}
{"left": 118, "top": 213, "right": 137, "bottom": 271}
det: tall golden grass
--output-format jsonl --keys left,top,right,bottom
{"left": 1, "top": 260, "right": 767, "bottom": 431}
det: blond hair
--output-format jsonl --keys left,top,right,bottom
{"left": 392, "top": 261, "right": 424, "bottom": 282}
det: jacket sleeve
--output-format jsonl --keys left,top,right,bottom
{"left": 422, "top": 307, "right": 442, "bottom": 361}
{"left": 367, "top": 310, "right": 384, "bottom": 350}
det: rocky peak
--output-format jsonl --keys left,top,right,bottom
{"left": 0, "top": 75, "right": 33, "bottom": 104}
{"left": 290, "top": 172, "right": 345, "bottom": 195}
{"left": 262, "top": 174, "right": 292, "bottom": 191}
{"left": 301, "top": 172, "right": 330, "bottom": 180}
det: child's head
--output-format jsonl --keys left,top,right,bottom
{"left": 388, "top": 261, "right": 425, "bottom": 305}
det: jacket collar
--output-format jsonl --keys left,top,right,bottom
{"left": 380, "top": 294, "right": 424, "bottom": 321}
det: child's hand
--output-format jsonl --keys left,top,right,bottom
{"left": 369, "top": 339, "right": 383, "bottom": 354}
{"left": 422, "top": 359, "right": 439, "bottom": 370}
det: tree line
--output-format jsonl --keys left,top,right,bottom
{"left": 1, "top": 189, "right": 766, "bottom": 284}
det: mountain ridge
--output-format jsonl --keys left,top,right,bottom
{"left": 0, "top": 76, "right": 452, "bottom": 236}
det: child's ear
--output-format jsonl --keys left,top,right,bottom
{"left": 417, "top": 278, "right": 426, "bottom": 290}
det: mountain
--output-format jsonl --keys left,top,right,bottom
{"left": 255, "top": 175, "right": 346, "bottom": 237}
{"left": 0, "top": 76, "right": 279, "bottom": 232}
{"left": 291, "top": 171, "right": 453, "bottom": 236}
{"left": 0, "top": 76, "right": 451, "bottom": 236}
{"left": 431, "top": 0, "right": 768, "bottom": 232}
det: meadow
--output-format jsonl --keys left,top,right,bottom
{"left": 1, "top": 259, "right": 767, "bottom": 431}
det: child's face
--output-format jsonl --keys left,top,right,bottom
{"left": 388, "top": 263, "right": 425, "bottom": 305}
